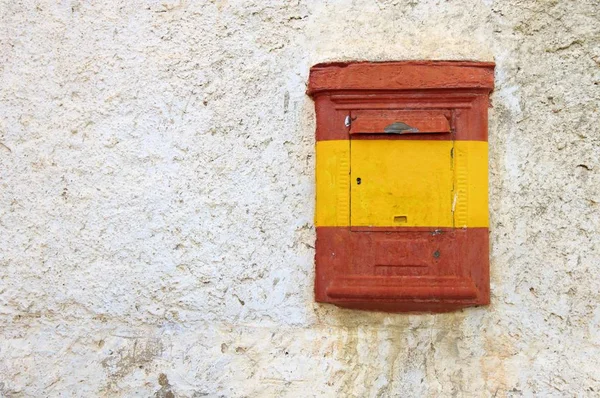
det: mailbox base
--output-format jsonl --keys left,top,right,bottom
{"left": 315, "top": 227, "right": 489, "bottom": 313}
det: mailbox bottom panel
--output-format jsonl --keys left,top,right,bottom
{"left": 315, "top": 227, "right": 489, "bottom": 312}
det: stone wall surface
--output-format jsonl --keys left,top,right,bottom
{"left": 1, "top": 0, "right": 599, "bottom": 396}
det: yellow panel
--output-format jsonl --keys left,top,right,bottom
{"left": 315, "top": 139, "right": 488, "bottom": 228}
{"left": 315, "top": 140, "right": 350, "bottom": 227}
{"left": 350, "top": 140, "right": 455, "bottom": 227}
{"left": 454, "top": 140, "right": 489, "bottom": 228}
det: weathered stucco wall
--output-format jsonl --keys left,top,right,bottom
{"left": 1, "top": 0, "right": 599, "bottom": 396}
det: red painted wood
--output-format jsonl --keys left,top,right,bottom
{"left": 308, "top": 61, "right": 495, "bottom": 96}
{"left": 314, "top": 91, "right": 490, "bottom": 142}
{"left": 350, "top": 110, "right": 451, "bottom": 135}
{"left": 326, "top": 277, "right": 479, "bottom": 300}
{"left": 315, "top": 227, "right": 490, "bottom": 312}
{"left": 313, "top": 96, "right": 349, "bottom": 142}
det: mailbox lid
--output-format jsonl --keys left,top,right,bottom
{"left": 350, "top": 139, "right": 454, "bottom": 228}
{"left": 350, "top": 110, "right": 452, "bottom": 135}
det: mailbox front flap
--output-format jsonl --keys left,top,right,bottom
{"left": 350, "top": 139, "right": 454, "bottom": 228}
{"left": 350, "top": 110, "right": 451, "bottom": 135}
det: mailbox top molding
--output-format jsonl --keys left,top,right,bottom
{"left": 307, "top": 61, "right": 495, "bottom": 96}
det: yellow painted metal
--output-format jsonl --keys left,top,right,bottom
{"left": 315, "top": 140, "right": 350, "bottom": 227}
{"left": 315, "top": 139, "right": 488, "bottom": 228}
{"left": 351, "top": 140, "right": 454, "bottom": 227}
{"left": 454, "top": 140, "right": 488, "bottom": 228}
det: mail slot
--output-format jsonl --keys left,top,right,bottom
{"left": 308, "top": 61, "right": 494, "bottom": 312}
{"left": 350, "top": 110, "right": 451, "bottom": 135}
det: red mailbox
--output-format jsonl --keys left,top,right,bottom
{"left": 308, "top": 61, "right": 494, "bottom": 312}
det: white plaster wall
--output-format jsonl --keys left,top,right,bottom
{"left": 1, "top": 0, "right": 599, "bottom": 396}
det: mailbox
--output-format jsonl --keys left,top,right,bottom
{"left": 308, "top": 61, "right": 494, "bottom": 312}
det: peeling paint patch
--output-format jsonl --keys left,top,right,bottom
{"left": 154, "top": 373, "right": 175, "bottom": 398}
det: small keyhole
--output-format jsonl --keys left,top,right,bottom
{"left": 356, "top": 178, "right": 361, "bottom": 185}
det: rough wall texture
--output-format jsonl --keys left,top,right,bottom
{"left": 0, "top": 0, "right": 599, "bottom": 396}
